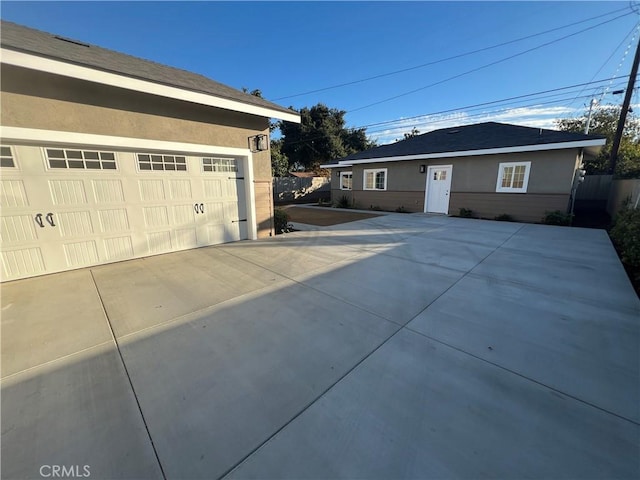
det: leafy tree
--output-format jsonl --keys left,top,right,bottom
{"left": 403, "top": 127, "right": 421, "bottom": 140}
{"left": 275, "top": 103, "right": 376, "bottom": 170}
{"left": 270, "top": 138, "right": 289, "bottom": 177}
{"left": 556, "top": 106, "right": 640, "bottom": 178}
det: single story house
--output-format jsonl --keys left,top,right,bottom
{"left": 0, "top": 21, "right": 299, "bottom": 281}
{"left": 322, "top": 122, "right": 606, "bottom": 222}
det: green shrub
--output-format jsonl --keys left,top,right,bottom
{"left": 395, "top": 206, "right": 408, "bottom": 213}
{"left": 369, "top": 205, "right": 383, "bottom": 211}
{"left": 494, "top": 213, "right": 515, "bottom": 222}
{"left": 458, "top": 208, "right": 474, "bottom": 218}
{"left": 610, "top": 206, "right": 640, "bottom": 288}
{"left": 335, "top": 195, "right": 352, "bottom": 209}
{"left": 274, "top": 208, "right": 290, "bottom": 234}
{"left": 542, "top": 210, "right": 573, "bottom": 226}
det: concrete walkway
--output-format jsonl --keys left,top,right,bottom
{"left": 2, "top": 214, "right": 638, "bottom": 479}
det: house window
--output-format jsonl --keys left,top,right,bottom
{"left": 137, "top": 154, "right": 187, "bottom": 171}
{"left": 496, "top": 161, "right": 531, "bottom": 193}
{"left": 202, "top": 157, "right": 238, "bottom": 172}
{"left": 363, "top": 168, "right": 387, "bottom": 191}
{"left": 0, "top": 146, "right": 15, "bottom": 168}
{"left": 46, "top": 149, "right": 117, "bottom": 170}
{"left": 340, "top": 171, "right": 353, "bottom": 190}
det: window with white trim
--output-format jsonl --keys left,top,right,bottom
{"left": 0, "top": 146, "right": 15, "bottom": 168}
{"left": 340, "top": 171, "right": 353, "bottom": 190}
{"left": 137, "top": 154, "right": 186, "bottom": 171}
{"left": 46, "top": 148, "right": 117, "bottom": 170}
{"left": 202, "top": 157, "right": 238, "bottom": 172}
{"left": 363, "top": 168, "right": 387, "bottom": 191}
{"left": 496, "top": 161, "right": 531, "bottom": 193}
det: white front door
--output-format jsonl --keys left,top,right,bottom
{"left": 424, "top": 165, "right": 452, "bottom": 214}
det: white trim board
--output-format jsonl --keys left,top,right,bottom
{"left": 2, "top": 48, "right": 301, "bottom": 124}
{"left": 323, "top": 138, "right": 607, "bottom": 167}
{"left": 1, "top": 126, "right": 251, "bottom": 156}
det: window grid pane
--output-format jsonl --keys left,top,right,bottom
{"left": 46, "top": 149, "right": 117, "bottom": 170}
{"left": 202, "top": 157, "right": 238, "bottom": 173}
{"left": 375, "top": 172, "right": 385, "bottom": 190}
{"left": 501, "top": 166, "right": 514, "bottom": 188}
{"left": 0, "top": 146, "right": 15, "bottom": 168}
{"left": 512, "top": 165, "right": 526, "bottom": 188}
{"left": 137, "top": 153, "right": 188, "bottom": 172}
{"left": 365, "top": 172, "right": 374, "bottom": 189}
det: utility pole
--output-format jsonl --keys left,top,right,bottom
{"left": 609, "top": 35, "right": 640, "bottom": 174}
{"left": 584, "top": 98, "right": 597, "bottom": 134}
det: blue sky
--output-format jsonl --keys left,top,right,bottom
{"left": 2, "top": 1, "right": 638, "bottom": 143}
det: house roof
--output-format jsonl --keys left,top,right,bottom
{"left": 322, "top": 122, "right": 606, "bottom": 167}
{"left": 0, "top": 21, "right": 300, "bottom": 123}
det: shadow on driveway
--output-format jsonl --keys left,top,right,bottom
{"left": 2, "top": 215, "right": 638, "bottom": 479}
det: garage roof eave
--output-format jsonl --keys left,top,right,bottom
{"left": 1, "top": 48, "right": 301, "bottom": 123}
{"left": 333, "top": 138, "right": 607, "bottom": 166}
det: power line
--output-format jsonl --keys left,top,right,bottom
{"left": 348, "top": 11, "right": 633, "bottom": 113}
{"left": 272, "top": 5, "right": 632, "bottom": 102}
{"left": 273, "top": 77, "right": 630, "bottom": 149}
{"left": 356, "top": 76, "right": 629, "bottom": 130}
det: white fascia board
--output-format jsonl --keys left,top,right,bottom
{"left": 1, "top": 126, "right": 251, "bottom": 156}
{"left": 337, "top": 138, "right": 607, "bottom": 166}
{"left": 319, "top": 163, "right": 352, "bottom": 169}
{"left": 1, "top": 48, "right": 301, "bottom": 124}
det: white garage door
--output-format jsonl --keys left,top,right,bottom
{"left": 0, "top": 145, "right": 248, "bottom": 281}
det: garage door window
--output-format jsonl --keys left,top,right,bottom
{"left": 137, "top": 154, "right": 187, "bottom": 171}
{"left": 202, "top": 157, "right": 238, "bottom": 172}
{"left": 46, "top": 149, "right": 117, "bottom": 170}
{"left": 0, "top": 146, "right": 15, "bottom": 168}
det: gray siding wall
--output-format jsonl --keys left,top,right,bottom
{"left": 330, "top": 149, "right": 580, "bottom": 221}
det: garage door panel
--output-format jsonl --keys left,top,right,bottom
{"left": 147, "top": 231, "right": 172, "bottom": 254}
{"left": 174, "top": 228, "right": 198, "bottom": 250}
{"left": 98, "top": 208, "right": 130, "bottom": 233}
{"left": 143, "top": 206, "right": 170, "bottom": 228}
{"left": 92, "top": 179, "right": 125, "bottom": 203}
{"left": 2, "top": 247, "right": 46, "bottom": 279}
{"left": 48, "top": 179, "right": 87, "bottom": 205}
{"left": 1, "top": 179, "right": 29, "bottom": 207}
{"left": 56, "top": 211, "right": 94, "bottom": 237}
{"left": 1, "top": 146, "right": 249, "bottom": 280}
{"left": 139, "top": 179, "right": 165, "bottom": 201}
{"left": 103, "top": 236, "right": 135, "bottom": 261}
{"left": 173, "top": 204, "right": 196, "bottom": 226}
{"left": 203, "top": 179, "right": 222, "bottom": 198}
{"left": 63, "top": 240, "right": 99, "bottom": 267}
{"left": 168, "top": 179, "right": 192, "bottom": 199}
{"left": 1, "top": 215, "right": 38, "bottom": 243}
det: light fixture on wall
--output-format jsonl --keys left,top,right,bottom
{"left": 420, "top": 165, "right": 426, "bottom": 173}
{"left": 249, "top": 134, "right": 269, "bottom": 152}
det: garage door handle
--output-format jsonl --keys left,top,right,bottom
{"left": 34, "top": 213, "right": 45, "bottom": 228}
{"left": 46, "top": 213, "right": 56, "bottom": 227}
{"left": 194, "top": 203, "right": 200, "bottom": 214}
{"left": 199, "top": 203, "right": 204, "bottom": 214}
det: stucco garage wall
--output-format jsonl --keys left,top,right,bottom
{"left": 1, "top": 65, "right": 275, "bottom": 237}
{"left": 330, "top": 149, "right": 580, "bottom": 221}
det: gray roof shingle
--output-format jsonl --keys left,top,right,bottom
{"left": 334, "top": 122, "right": 606, "bottom": 164}
{"left": 0, "top": 20, "right": 297, "bottom": 118}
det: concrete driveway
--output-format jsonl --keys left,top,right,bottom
{"left": 2, "top": 213, "right": 638, "bottom": 479}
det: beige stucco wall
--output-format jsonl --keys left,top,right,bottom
{"left": 331, "top": 148, "right": 580, "bottom": 221}
{"left": 1, "top": 64, "right": 275, "bottom": 237}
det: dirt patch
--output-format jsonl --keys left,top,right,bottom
{"left": 281, "top": 205, "right": 383, "bottom": 226}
